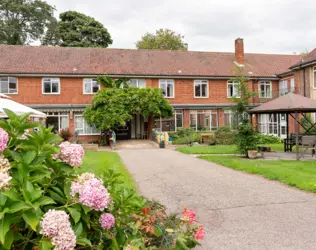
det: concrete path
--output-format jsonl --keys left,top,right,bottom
{"left": 118, "top": 148, "right": 316, "bottom": 250}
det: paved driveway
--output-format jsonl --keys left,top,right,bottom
{"left": 118, "top": 148, "right": 316, "bottom": 250}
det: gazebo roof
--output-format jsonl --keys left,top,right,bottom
{"left": 249, "top": 93, "right": 316, "bottom": 114}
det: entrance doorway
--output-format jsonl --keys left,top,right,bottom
{"left": 116, "top": 121, "right": 131, "bottom": 140}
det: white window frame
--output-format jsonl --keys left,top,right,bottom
{"left": 0, "top": 77, "right": 18, "bottom": 94}
{"left": 194, "top": 80, "right": 209, "bottom": 98}
{"left": 279, "top": 79, "right": 288, "bottom": 96}
{"left": 189, "top": 110, "right": 217, "bottom": 131}
{"left": 129, "top": 79, "right": 146, "bottom": 88}
{"left": 75, "top": 114, "right": 100, "bottom": 136}
{"left": 290, "top": 77, "right": 295, "bottom": 93}
{"left": 313, "top": 67, "right": 316, "bottom": 89}
{"left": 46, "top": 112, "right": 68, "bottom": 131}
{"left": 83, "top": 78, "right": 100, "bottom": 94}
{"left": 175, "top": 110, "right": 183, "bottom": 131}
{"left": 227, "top": 80, "right": 240, "bottom": 98}
{"left": 42, "top": 78, "right": 60, "bottom": 95}
{"left": 159, "top": 79, "right": 174, "bottom": 98}
{"left": 259, "top": 81, "right": 272, "bottom": 98}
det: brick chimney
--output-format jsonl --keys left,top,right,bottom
{"left": 235, "top": 38, "right": 244, "bottom": 65}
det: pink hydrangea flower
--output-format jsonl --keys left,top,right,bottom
{"left": 194, "top": 226, "right": 205, "bottom": 240}
{"left": 99, "top": 213, "right": 115, "bottom": 230}
{"left": 182, "top": 209, "right": 197, "bottom": 224}
{"left": 0, "top": 128, "right": 9, "bottom": 152}
{"left": 0, "top": 171, "right": 11, "bottom": 190}
{"left": 40, "top": 209, "right": 76, "bottom": 250}
{"left": 71, "top": 173, "right": 110, "bottom": 211}
{"left": 58, "top": 141, "right": 84, "bottom": 167}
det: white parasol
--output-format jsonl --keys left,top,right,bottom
{"left": 0, "top": 95, "right": 46, "bottom": 118}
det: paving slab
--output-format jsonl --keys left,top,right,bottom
{"left": 118, "top": 148, "right": 316, "bottom": 250}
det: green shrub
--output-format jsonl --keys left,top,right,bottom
{"left": 256, "top": 133, "right": 281, "bottom": 144}
{"left": 235, "top": 124, "right": 257, "bottom": 156}
{"left": 215, "top": 126, "right": 237, "bottom": 145}
{"left": 170, "top": 128, "right": 200, "bottom": 145}
{"left": 0, "top": 109, "right": 204, "bottom": 250}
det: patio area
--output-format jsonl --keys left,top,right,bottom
{"left": 262, "top": 151, "right": 315, "bottom": 160}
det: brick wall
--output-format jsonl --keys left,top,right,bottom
{"left": 11, "top": 77, "right": 95, "bottom": 105}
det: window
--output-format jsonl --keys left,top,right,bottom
{"left": 75, "top": 115, "right": 100, "bottom": 135}
{"left": 314, "top": 67, "right": 316, "bottom": 89}
{"left": 279, "top": 79, "right": 288, "bottom": 96}
{"left": 129, "top": 79, "right": 146, "bottom": 88}
{"left": 259, "top": 81, "right": 272, "bottom": 98}
{"left": 175, "top": 110, "right": 183, "bottom": 129}
{"left": 45, "top": 112, "right": 68, "bottom": 132}
{"left": 189, "top": 110, "right": 218, "bottom": 131}
{"left": 159, "top": 79, "right": 174, "bottom": 98}
{"left": 290, "top": 78, "right": 295, "bottom": 93}
{"left": 0, "top": 77, "right": 17, "bottom": 94}
{"left": 154, "top": 110, "right": 183, "bottom": 132}
{"left": 227, "top": 80, "right": 240, "bottom": 98}
{"left": 83, "top": 78, "right": 99, "bottom": 94}
{"left": 224, "top": 110, "right": 239, "bottom": 129}
{"left": 42, "top": 78, "right": 60, "bottom": 94}
{"left": 194, "top": 80, "right": 208, "bottom": 98}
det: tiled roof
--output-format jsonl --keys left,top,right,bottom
{"left": 0, "top": 45, "right": 302, "bottom": 77}
{"left": 290, "top": 48, "right": 316, "bottom": 69}
{"left": 249, "top": 93, "right": 316, "bottom": 113}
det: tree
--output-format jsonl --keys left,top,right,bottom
{"left": 230, "top": 66, "right": 257, "bottom": 124}
{"left": 43, "top": 11, "right": 113, "bottom": 48}
{"left": 0, "top": 0, "right": 56, "bottom": 45}
{"left": 136, "top": 28, "right": 188, "bottom": 50}
{"left": 83, "top": 80, "right": 173, "bottom": 138}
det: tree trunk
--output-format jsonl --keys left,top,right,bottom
{"left": 147, "top": 115, "right": 154, "bottom": 140}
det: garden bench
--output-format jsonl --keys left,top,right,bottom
{"left": 297, "top": 136, "right": 316, "bottom": 160}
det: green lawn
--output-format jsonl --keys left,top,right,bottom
{"left": 176, "top": 143, "right": 285, "bottom": 154}
{"left": 200, "top": 155, "right": 316, "bottom": 192}
{"left": 79, "top": 151, "right": 137, "bottom": 191}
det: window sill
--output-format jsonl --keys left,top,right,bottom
{"left": 227, "top": 96, "right": 241, "bottom": 99}
{"left": 1, "top": 92, "right": 18, "bottom": 95}
{"left": 83, "top": 92, "right": 98, "bottom": 95}
{"left": 164, "top": 96, "right": 175, "bottom": 99}
{"left": 42, "top": 93, "right": 61, "bottom": 95}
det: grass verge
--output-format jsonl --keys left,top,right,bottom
{"left": 79, "top": 151, "right": 137, "bottom": 191}
{"left": 176, "top": 143, "right": 285, "bottom": 154}
{"left": 199, "top": 155, "right": 316, "bottom": 192}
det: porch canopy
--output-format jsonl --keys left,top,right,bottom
{"left": 248, "top": 93, "right": 316, "bottom": 160}
{"left": 0, "top": 95, "right": 46, "bottom": 118}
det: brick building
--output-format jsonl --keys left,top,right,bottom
{"left": 0, "top": 38, "right": 314, "bottom": 141}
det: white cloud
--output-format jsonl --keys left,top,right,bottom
{"left": 47, "top": 0, "right": 316, "bottom": 54}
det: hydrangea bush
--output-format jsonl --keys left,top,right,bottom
{"left": 0, "top": 109, "right": 204, "bottom": 249}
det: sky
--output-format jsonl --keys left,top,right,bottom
{"left": 46, "top": 0, "right": 315, "bottom": 54}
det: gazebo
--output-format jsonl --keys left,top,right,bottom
{"left": 248, "top": 93, "right": 316, "bottom": 160}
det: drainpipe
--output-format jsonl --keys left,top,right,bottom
{"left": 303, "top": 67, "right": 306, "bottom": 97}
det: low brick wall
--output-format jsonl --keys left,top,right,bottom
{"left": 82, "top": 144, "right": 99, "bottom": 151}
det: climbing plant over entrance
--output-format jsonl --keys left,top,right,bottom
{"left": 83, "top": 80, "right": 173, "bottom": 139}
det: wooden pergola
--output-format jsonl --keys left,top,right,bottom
{"left": 248, "top": 93, "right": 316, "bottom": 160}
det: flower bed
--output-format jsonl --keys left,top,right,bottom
{"left": 0, "top": 109, "right": 205, "bottom": 249}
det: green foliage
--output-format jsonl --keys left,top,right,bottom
{"left": 0, "top": 109, "right": 203, "bottom": 249}
{"left": 256, "top": 133, "right": 281, "bottom": 144}
{"left": 235, "top": 124, "right": 257, "bottom": 156}
{"left": 301, "top": 114, "right": 316, "bottom": 134}
{"left": 230, "top": 66, "right": 257, "bottom": 124}
{"left": 0, "top": 0, "right": 56, "bottom": 45}
{"left": 84, "top": 84, "right": 173, "bottom": 132}
{"left": 43, "top": 11, "right": 112, "bottom": 48}
{"left": 136, "top": 28, "right": 188, "bottom": 50}
{"left": 97, "top": 75, "right": 129, "bottom": 88}
{"left": 171, "top": 128, "right": 199, "bottom": 145}
{"left": 214, "top": 126, "right": 237, "bottom": 145}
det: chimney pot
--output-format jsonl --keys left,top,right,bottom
{"left": 235, "top": 38, "right": 244, "bottom": 65}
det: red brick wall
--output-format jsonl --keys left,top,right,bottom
{"left": 11, "top": 77, "right": 96, "bottom": 104}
